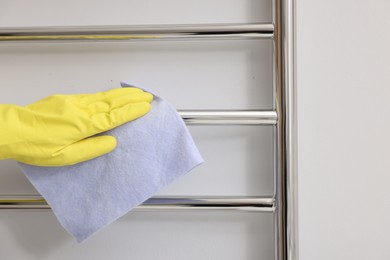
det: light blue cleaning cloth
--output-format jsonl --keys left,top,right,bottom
{"left": 18, "top": 83, "right": 203, "bottom": 243}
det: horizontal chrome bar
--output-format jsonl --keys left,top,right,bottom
{"left": 179, "top": 110, "right": 277, "bottom": 125}
{"left": 0, "top": 195, "right": 275, "bottom": 212}
{"left": 0, "top": 23, "right": 274, "bottom": 42}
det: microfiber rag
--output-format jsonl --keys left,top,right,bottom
{"left": 18, "top": 83, "right": 203, "bottom": 243}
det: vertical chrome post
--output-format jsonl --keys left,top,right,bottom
{"left": 273, "top": 0, "right": 298, "bottom": 260}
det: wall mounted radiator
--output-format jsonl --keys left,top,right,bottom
{"left": 0, "top": 0, "right": 297, "bottom": 259}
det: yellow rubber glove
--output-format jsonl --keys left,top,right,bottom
{"left": 0, "top": 87, "right": 153, "bottom": 166}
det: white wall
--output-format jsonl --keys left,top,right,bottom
{"left": 1, "top": 0, "right": 389, "bottom": 259}
{"left": 297, "top": 0, "right": 390, "bottom": 259}
{"left": 0, "top": 1, "right": 275, "bottom": 260}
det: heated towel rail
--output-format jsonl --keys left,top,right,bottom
{"left": 0, "top": 0, "right": 297, "bottom": 259}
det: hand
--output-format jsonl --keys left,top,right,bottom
{"left": 0, "top": 87, "right": 153, "bottom": 166}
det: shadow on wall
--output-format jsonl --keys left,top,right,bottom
{"left": 1, "top": 212, "right": 69, "bottom": 259}
{"left": 0, "top": 160, "right": 38, "bottom": 194}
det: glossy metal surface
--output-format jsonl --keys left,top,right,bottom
{"left": 179, "top": 110, "right": 277, "bottom": 125}
{"left": 0, "top": 195, "right": 275, "bottom": 212}
{"left": 273, "top": 0, "right": 298, "bottom": 260}
{"left": 0, "top": 23, "right": 274, "bottom": 42}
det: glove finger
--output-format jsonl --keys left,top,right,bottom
{"left": 32, "top": 135, "right": 118, "bottom": 166}
{"left": 88, "top": 91, "right": 153, "bottom": 114}
{"left": 104, "top": 91, "right": 153, "bottom": 109}
{"left": 80, "top": 88, "right": 143, "bottom": 105}
{"left": 91, "top": 102, "right": 151, "bottom": 131}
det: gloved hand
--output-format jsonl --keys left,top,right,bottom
{"left": 0, "top": 87, "right": 153, "bottom": 166}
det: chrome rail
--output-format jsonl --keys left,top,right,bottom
{"left": 0, "top": 23, "right": 274, "bottom": 42}
{"left": 0, "top": 195, "right": 275, "bottom": 212}
{"left": 273, "top": 0, "right": 298, "bottom": 260}
{"left": 179, "top": 110, "right": 277, "bottom": 125}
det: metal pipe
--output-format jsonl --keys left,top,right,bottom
{"left": 273, "top": 0, "right": 298, "bottom": 260}
{"left": 179, "top": 110, "right": 277, "bottom": 125}
{"left": 0, "top": 23, "right": 274, "bottom": 42}
{"left": 0, "top": 195, "right": 275, "bottom": 212}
